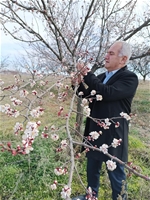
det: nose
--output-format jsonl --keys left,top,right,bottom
{"left": 105, "top": 53, "right": 109, "bottom": 60}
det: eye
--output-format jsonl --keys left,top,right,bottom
{"left": 109, "top": 52, "right": 115, "bottom": 55}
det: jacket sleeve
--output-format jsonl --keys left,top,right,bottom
{"left": 83, "top": 71, "right": 138, "bottom": 101}
{"left": 76, "top": 82, "right": 91, "bottom": 98}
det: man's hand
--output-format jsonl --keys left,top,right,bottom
{"left": 76, "top": 62, "right": 90, "bottom": 76}
{"left": 71, "top": 72, "right": 82, "bottom": 85}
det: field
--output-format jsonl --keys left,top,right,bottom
{"left": 0, "top": 72, "right": 150, "bottom": 200}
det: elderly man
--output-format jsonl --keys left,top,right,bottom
{"left": 72, "top": 41, "right": 138, "bottom": 200}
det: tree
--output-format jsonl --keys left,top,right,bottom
{"left": 130, "top": 56, "right": 150, "bottom": 81}
{"left": 0, "top": 56, "right": 9, "bottom": 71}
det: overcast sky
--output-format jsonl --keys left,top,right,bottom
{"left": 0, "top": 0, "right": 149, "bottom": 63}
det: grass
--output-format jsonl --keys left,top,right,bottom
{"left": 0, "top": 72, "right": 150, "bottom": 199}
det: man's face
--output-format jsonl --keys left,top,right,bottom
{"left": 104, "top": 42, "right": 123, "bottom": 72}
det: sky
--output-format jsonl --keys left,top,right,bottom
{"left": 0, "top": 0, "right": 149, "bottom": 65}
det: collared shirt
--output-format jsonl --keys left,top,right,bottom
{"left": 103, "top": 69, "right": 119, "bottom": 84}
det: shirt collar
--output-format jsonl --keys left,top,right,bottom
{"left": 105, "top": 69, "right": 119, "bottom": 76}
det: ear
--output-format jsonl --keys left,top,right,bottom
{"left": 121, "top": 56, "right": 127, "bottom": 64}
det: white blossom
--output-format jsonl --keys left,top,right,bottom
{"left": 20, "top": 89, "right": 29, "bottom": 98}
{"left": 29, "top": 79, "right": 36, "bottom": 88}
{"left": 50, "top": 92, "right": 55, "bottom": 98}
{"left": 61, "top": 139, "right": 68, "bottom": 149}
{"left": 91, "top": 90, "right": 96, "bottom": 96}
{"left": 51, "top": 133, "right": 59, "bottom": 141}
{"left": 120, "top": 112, "right": 131, "bottom": 120}
{"left": 10, "top": 97, "right": 22, "bottom": 106}
{"left": 99, "top": 144, "right": 108, "bottom": 154}
{"left": 30, "top": 106, "right": 44, "bottom": 118}
{"left": 25, "top": 145, "right": 33, "bottom": 154}
{"left": 105, "top": 118, "right": 111, "bottom": 126}
{"left": 78, "top": 91, "right": 84, "bottom": 96}
{"left": 56, "top": 81, "right": 63, "bottom": 88}
{"left": 89, "top": 131, "right": 100, "bottom": 140}
{"left": 81, "top": 98, "right": 88, "bottom": 106}
{"left": 96, "top": 94, "right": 103, "bottom": 101}
{"left": 51, "top": 125, "right": 56, "bottom": 130}
{"left": 13, "top": 122, "right": 23, "bottom": 134}
{"left": 83, "top": 105, "right": 91, "bottom": 116}
{"left": 111, "top": 138, "right": 122, "bottom": 148}
{"left": 40, "top": 80, "right": 46, "bottom": 86}
{"left": 54, "top": 167, "right": 64, "bottom": 176}
{"left": 60, "top": 185, "right": 71, "bottom": 199}
{"left": 50, "top": 183, "right": 57, "bottom": 190}
{"left": 106, "top": 160, "right": 117, "bottom": 171}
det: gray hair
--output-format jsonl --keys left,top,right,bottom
{"left": 117, "top": 41, "right": 132, "bottom": 64}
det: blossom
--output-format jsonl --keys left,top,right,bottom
{"left": 120, "top": 112, "right": 131, "bottom": 120}
{"left": 0, "top": 104, "right": 20, "bottom": 118}
{"left": 54, "top": 167, "right": 65, "bottom": 176}
{"left": 89, "top": 131, "right": 100, "bottom": 140}
{"left": 78, "top": 91, "right": 84, "bottom": 96}
{"left": 96, "top": 94, "right": 103, "bottom": 101}
{"left": 29, "top": 79, "right": 36, "bottom": 88}
{"left": 23, "top": 121, "right": 39, "bottom": 139}
{"left": 106, "top": 160, "right": 117, "bottom": 171}
{"left": 10, "top": 97, "right": 22, "bottom": 106}
{"left": 51, "top": 125, "right": 56, "bottom": 130}
{"left": 65, "top": 85, "right": 69, "bottom": 89}
{"left": 40, "top": 80, "right": 46, "bottom": 86}
{"left": 83, "top": 105, "right": 91, "bottom": 116}
{"left": 51, "top": 133, "right": 59, "bottom": 141}
{"left": 91, "top": 90, "right": 96, "bottom": 96}
{"left": 99, "top": 144, "right": 108, "bottom": 154}
{"left": 60, "top": 185, "right": 71, "bottom": 199}
{"left": 19, "top": 89, "right": 29, "bottom": 98}
{"left": 50, "top": 183, "right": 57, "bottom": 190}
{"left": 30, "top": 106, "right": 44, "bottom": 118}
{"left": 13, "top": 122, "right": 23, "bottom": 135}
{"left": 50, "top": 180, "right": 57, "bottom": 190}
{"left": 21, "top": 121, "right": 40, "bottom": 154}
{"left": 32, "top": 90, "right": 37, "bottom": 95}
{"left": 115, "top": 122, "right": 120, "bottom": 128}
{"left": 61, "top": 139, "right": 68, "bottom": 149}
{"left": 105, "top": 118, "right": 111, "bottom": 126}
{"left": 25, "top": 145, "right": 33, "bottom": 154}
{"left": 111, "top": 138, "right": 122, "bottom": 148}
{"left": 56, "top": 81, "right": 63, "bottom": 88}
{"left": 41, "top": 132, "right": 49, "bottom": 138}
{"left": 50, "top": 92, "right": 55, "bottom": 98}
{"left": 58, "top": 106, "right": 63, "bottom": 116}
{"left": 13, "top": 110, "right": 20, "bottom": 118}
{"left": 81, "top": 98, "right": 88, "bottom": 106}
{"left": 35, "top": 72, "right": 43, "bottom": 79}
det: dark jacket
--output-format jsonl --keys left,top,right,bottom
{"left": 77, "top": 66, "right": 138, "bottom": 162}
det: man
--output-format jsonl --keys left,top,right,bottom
{"left": 72, "top": 41, "right": 138, "bottom": 200}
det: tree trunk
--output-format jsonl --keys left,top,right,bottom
{"left": 75, "top": 98, "right": 83, "bottom": 135}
